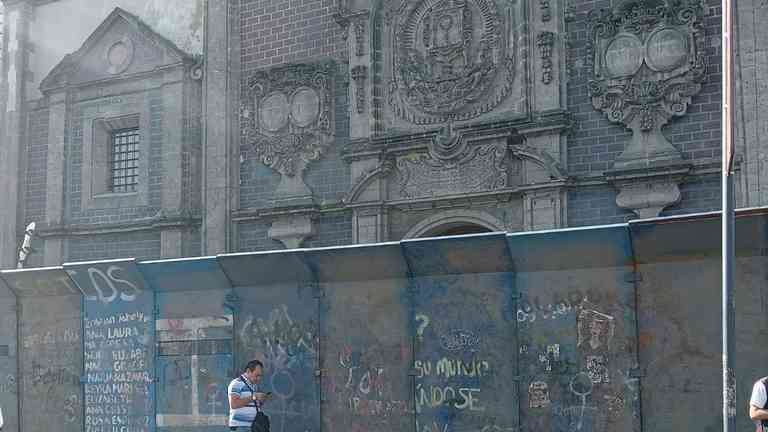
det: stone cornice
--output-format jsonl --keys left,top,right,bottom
{"left": 36, "top": 214, "right": 201, "bottom": 238}
{"left": 232, "top": 179, "right": 571, "bottom": 220}
{"left": 342, "top": 110, "right": 575, "bottom": 161}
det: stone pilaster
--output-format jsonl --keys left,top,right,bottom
{"left": 203, "top": 0, "right": 235, "bottom": 255}
{"left": 43, "top": 90, "right": 67, "bottom": 266}
{"left": 0, "top": 2, "right": 31, "bottom": 268}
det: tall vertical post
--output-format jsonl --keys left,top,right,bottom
{"left": 721, "top": 0, "right": 736, "bottom": 426}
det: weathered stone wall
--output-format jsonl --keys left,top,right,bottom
{"left": 566, "top": 0, "right": 724, "bottom": 222}
{"left": 237, "top": 0, "right": 351, "bottom": 250}
{"left": 2, "top": 0, "right": 767, "bottom": 260}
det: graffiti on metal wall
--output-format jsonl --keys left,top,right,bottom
{"left": 412, "top": 274, "right": 518, "bottom": 432}
{"left": 321, "top": 282, "right": 412, "bottom": 432}
{"left": 67, "top": 262, "right": 155, "bottom": 432}
{"left": 156, "top": 315, "right": 233, "bottom": 428}
{"left": 517, "top": 280, "right": 639, "bottom": 432}
{"left": 66, "top": 265, "right": 142, "bottom": 304}
{"left": 239, "top": 300, "right": 320, "bottom": 432}
{"left": 18, "top": 297, "right": 82, "bottom": 432}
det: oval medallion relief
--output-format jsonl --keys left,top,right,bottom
{"left": 604, "top": 34, "right": 643, "bottom": 78}
{"left": 646, "top": 27, "right": 689, "bottom": 72}
{"left": 105, "top": 37, "right": 134, "bottom": 75}
{"left": 260, "top": 92, "right": 290, "bottom": 132}
{"left": 290, "top": 87, "right": 320, "bottom": 128}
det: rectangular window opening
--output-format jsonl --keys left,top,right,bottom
{"left": 110, "top": 128, "right": 140, "bottom": 193}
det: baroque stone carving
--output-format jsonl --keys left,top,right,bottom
{"left": 540, "top": 0, "right": 552, "bottom": 21}
{"left": 394, "top": 143, "right": 508, "bottom": 198}
{"left": 537, "top": 31, "right": 554, "bottom": 85}
{"left": 587, "top": 0, "right": 705, "bottom": 169}
{"left": 614, "top": 177, "right": 682, "bottom": 218}
{"left": 244, "top": 62, "right": 335, "bottom": 199}
{"left": 354, "top": 18, "right": 366, "bottom": 57}
{"left": 351, "top": 65, "right": 368, "bottom": 114}
{"left": 388, "top": 0, "right": 516, "bottom": 124}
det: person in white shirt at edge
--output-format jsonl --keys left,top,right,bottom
{"left": 0, "top": 404, "right": 4, "bottom": 430}
{"left": 228, "top": 359, "right": 269, "bottom": 431}
{"left": 750, "top": 376, "right": 768, "bottom": 431}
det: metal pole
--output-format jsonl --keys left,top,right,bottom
{"left": 721, "top": 0, "right": 736, "bottom": 425}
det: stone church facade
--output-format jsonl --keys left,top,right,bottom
{"left": 0, "top": 0, "right": 765, "bottom": 268}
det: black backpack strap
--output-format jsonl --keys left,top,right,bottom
{"left": 238, "top": 375, "right": 258, "bottom": 409}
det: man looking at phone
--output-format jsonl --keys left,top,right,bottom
{"left": 228, "top": 360, "right": 269, "bottom": 431}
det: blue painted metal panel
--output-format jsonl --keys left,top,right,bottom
{"left": 403, "top": 233, "right": 519, "bottom": 432}
{"left": 306, "top": 242, "right": 409, "bottom": 282}
{"left": 234, "top": 280, "right": 320, "bottom": 432}
{"left": 307, "top": 245, "right": 413, "bottom": 432}
{"left": 138, "top": 257, "right": 232, "bottom": 293}
{"left": 0, "top": 277, "right": 18, "bottom": 432}
{"left": 506, "top": 225, "right": 640, "bottom": 432}
{"left": 65, "top": 259, "right": 155, "bottom": 432}
{"left": 630, "top": 209, "right": 768, "bottom": 262}
{"left": 403, "top": 233, "right": 514, "bottom": 276}
{"left": 141, "top": 254, "right": 236, "bottom": 430}
{"left": 218, "top": 250, "right": 313, "bottom": 287}
{"left": 506, "top": 224, "right": 633, "bottom": 272}
{"left": 0, "top": 267, "right": 83, "bottom": 432}
{"left": 1, "top": 266, "right": 80, "bottom": 297}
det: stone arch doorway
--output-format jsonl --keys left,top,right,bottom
{"left": 403, "top": 210, "right": 506, "bottom": 239}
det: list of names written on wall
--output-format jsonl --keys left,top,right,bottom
{"left": 84, "top": 310, "right": 152, "bottom": 432}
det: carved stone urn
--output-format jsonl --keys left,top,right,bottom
{"left": 588, "top": 0, "right": 705, "bottom": 169}
{"left": 244, "top": 62, "right": 335, "bottom": 203}
{"left": 588, "top": 0, "right": 705, "bottom": 216}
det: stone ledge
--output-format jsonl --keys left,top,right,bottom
{"left": 36, "top": 214, "right": 201, "bottom": 238}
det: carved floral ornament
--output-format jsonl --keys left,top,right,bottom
{"left": 243, "top": 62, "right": 335, "bottom": 179}
{"left": 587, "top": 0, "right": 705, "bottom": 167}
{"left": 388, "top": 0, "right": 516, "bottom": 124}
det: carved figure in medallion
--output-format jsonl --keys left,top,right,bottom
{"left": 588, "top": 0, "right": 705, "bottom": 169}
{"left": 244, "top": 62, "right": 335, "bottom": 199}
{"left": 389, "top": 0, "right": 515, "bottom": 124}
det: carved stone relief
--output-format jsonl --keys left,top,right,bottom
{"left": 540, "top": 0, "right": 552, "bottom": 22}
{"left": 386, "top": 0, "right": 517, "bottom": 124}
{"left": 537, "top": 31, "right": 554, "bottom": 85}
{"left": 351, "top": 65, "right": 368, "bottom": 114}
{"left": 587, "top": 0, "right": 705, "bottom": 169}
{"left": 353, "top": 17, "right": 366, "bottom": 57}
{"left": 105, "top": 37, "right": 134, "bottom": 75}
{"left": 244, "top": 62, "right": 335, "bottom": 200}
{"left": 393, "top": 143, "right": 508, "bottom": 199}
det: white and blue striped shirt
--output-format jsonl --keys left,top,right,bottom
{"left": 228, "top": 375, "right": 259, "bottom": 427}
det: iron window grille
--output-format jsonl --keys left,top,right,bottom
{"left": 110, "top": 128, "right": 140, "bottom": 193}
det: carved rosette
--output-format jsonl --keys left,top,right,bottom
{"left": 244, "top": 62, "right": 335, "bottom": 199}
{"left": 388, "top": 0, "right": 515, "bottom": 124}
{"left": 587, "top": 0, "right": 705, "bottom": 169}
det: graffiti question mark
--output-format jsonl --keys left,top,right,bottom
{"left": 415, "top": 314, "right": 430, "bottom": 340}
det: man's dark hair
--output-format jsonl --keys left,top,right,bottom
{"left": 244, "top": 359, "right": 264, "bottom": 372}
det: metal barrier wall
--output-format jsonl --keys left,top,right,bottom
{"left": 1, "top": 208, "right": 767, "bottom": 432}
